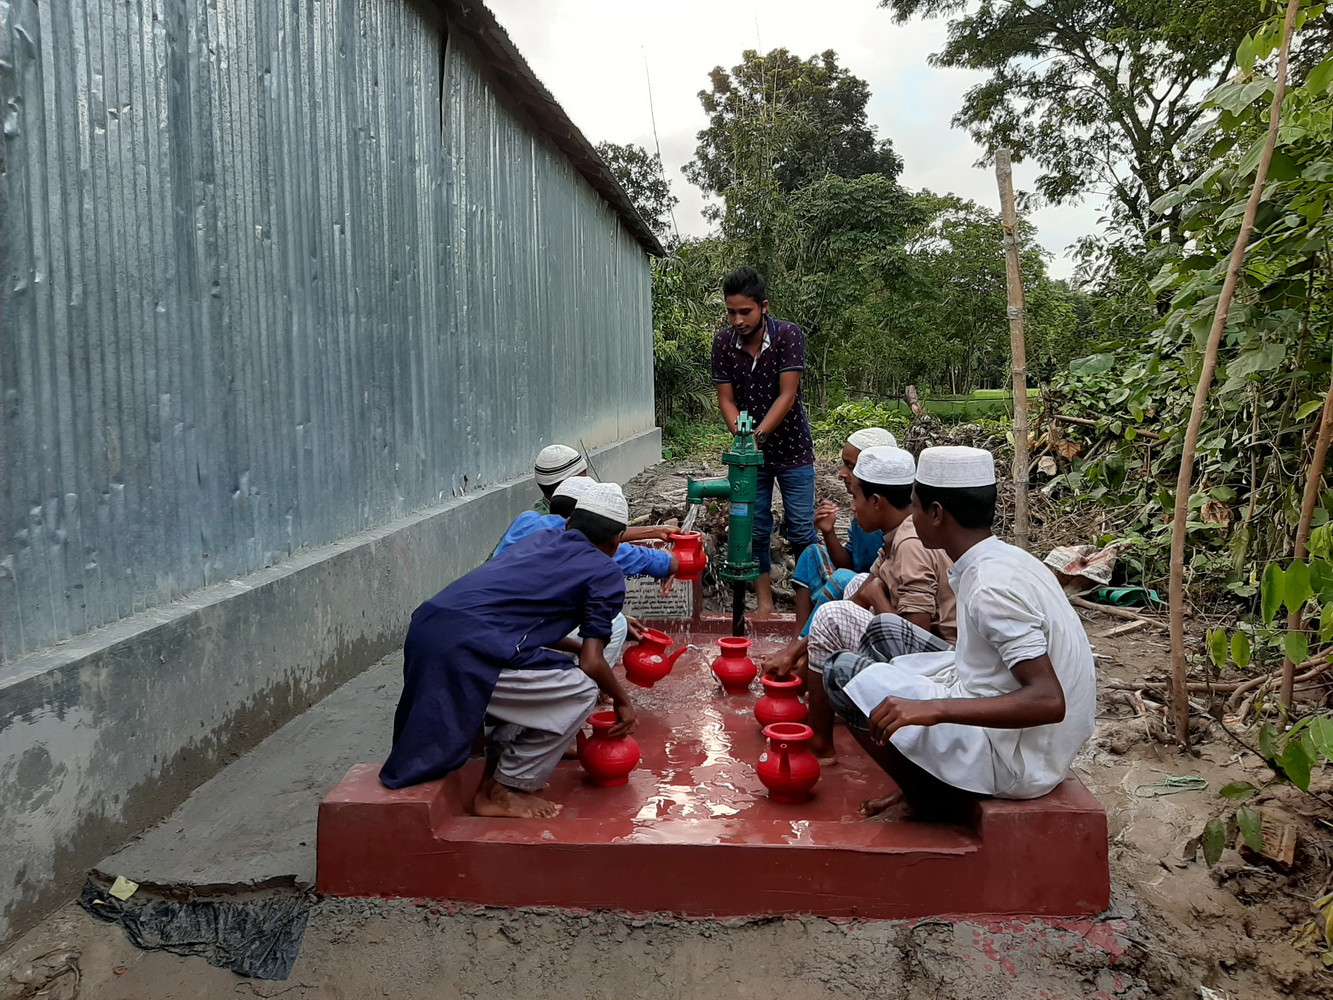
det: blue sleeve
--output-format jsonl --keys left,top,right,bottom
{"left": 579, "top": 564, "right": 626, "bottom": 642}
{"left": 613, "top": 543, "right": 673, "bottom": 579}
{"left": 493, "top": 512, "right": 563, "bottom": 557}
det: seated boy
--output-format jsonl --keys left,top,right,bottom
{"left": 771, "top": 446, "right": 956, "bottom": 764}
{"left": 820, "top": 446, "right": 1096, "bottom": 819}
{"left": 761, "top": 428, "right": 897, "bottom": 681}
{"left": 380, "top": 483, "right": 638, "bottom": 820}
{"left": 789, "top": 426, "right": 898, "bottom": 624}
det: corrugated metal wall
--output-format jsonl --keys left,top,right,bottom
{"left": 0, "top": 0, "right": 654, "bottom": 661}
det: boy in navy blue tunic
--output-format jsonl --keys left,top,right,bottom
{"left": 380, "top": 483, "right": 636, "bottom": 820}
{"left": 711, "top": 266, "right": 816, "bottom": 613}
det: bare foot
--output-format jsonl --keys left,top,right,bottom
{"left": 809, "top": 736, "right": 838, "bottom": 767}
{"left": 755, "top": 602, "right": 775, "bottom": 615}
{"left": 860, "top": 789, "right": 906, "bottom": 818}
{"left": 473, "top": 778, "right": 563, "bottom": 819}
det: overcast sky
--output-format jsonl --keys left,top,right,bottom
{"left": 485, "top": 0, "right": 1102, "bottom": 280}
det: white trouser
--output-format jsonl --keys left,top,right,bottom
{"left": 486, "top": 667, "right": 598, "bottom": 791}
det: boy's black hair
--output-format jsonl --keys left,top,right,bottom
{"left": 856, "top": 478, "right": 913, "bottom": 510}
{"left": 568, "top": 508, "right": 624, "bottom": 546}
{"left": 549, "top": 494, "right": 577, "bottom": 518}
{"left": 722, "top": 266, "right": 767, "bottom": 304}
{"left": 913, "top": 481, "right": 998, "bottom": 530}
{"left": 538, "top": 482, "right": 558, "bottom": 499}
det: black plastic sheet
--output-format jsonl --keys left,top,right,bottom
{"left": 78, "top": 880, "right": 313, "bottom": 980}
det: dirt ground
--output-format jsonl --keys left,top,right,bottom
{"left": 4, "top": 458, "right": 1333, "bottom": 999}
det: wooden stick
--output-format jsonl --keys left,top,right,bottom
{"left": 995, "top": 150, "right": 1031, "bottom": 553}
{"left": 1168, "top": 0, "right": 1301, "bottom": 748}
{"left": 1070, "top": 596, "right": 1169, "bottom": 630}
{"left": 1104, "top": 650, "right": 1333, "bottom": 696}
{"left": 1281, "top": 361, "right": 1333, "bottom": 706}
{"left": 1100, "top": 619, "right": 1149, "bottom": 638}
{"left": 1232, "top": 650, "right": 1333, "bottom": 708}
{"left": 904, "top": 385, "right": 926, "bottom": 419}
{"left": 1053, "top": 413, "right": 1160, "bottom": 441}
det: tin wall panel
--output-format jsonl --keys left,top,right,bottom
{"left": 0, "top": 0, "right": 654, "bottom": 659}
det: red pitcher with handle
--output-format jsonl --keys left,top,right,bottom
{"left": 712, "top": 637, "right": 758, "bottom": 694}
{"left": 623, "top": 628, "right": 687, "bottom": 688}
{"left": 669, "top": 531, "right": 707, "bottom": 581}
{"left": 754, "top": 674, "right": 808, "bottom": 728}
{"left": 576, "top": 711, "right": 641, "bottom": 787}
{"left": 755, "top": 722, "right": 821, "bottom": 803}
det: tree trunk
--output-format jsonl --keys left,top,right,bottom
{"left": 1281, "top": 360, "right": 1333, "bottom": 706}
{"left": 995, "top": 149, "right": 1031, "bottom": 553}
{"left": 1167, "top": 0, "right": 1301, "bottom": 748}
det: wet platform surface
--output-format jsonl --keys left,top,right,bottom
{"left": 318, "top": 620, "right": 1110, "bottom": 918}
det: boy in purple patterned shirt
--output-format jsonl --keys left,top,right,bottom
{"left": 711, "top": 267, "right": 817, "bottom": 614}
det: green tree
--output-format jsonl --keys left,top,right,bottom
{"left": 1042, "top": 13, "right": 1333, "bottom": 601}
{"left": 888, "top": 192, "right": 1082, "bottom": 395}
{"left": 684, "top": 48, "right": 903, "bottom": 209}
{"left": 882, "top": 0, "right": 1261, "bottom": 246}
{"left": 595, "top": 141, "right": 679, "bottom": 244}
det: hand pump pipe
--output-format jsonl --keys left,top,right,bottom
{"left": 685, "top": 411, "right": 763, "bottom": 637}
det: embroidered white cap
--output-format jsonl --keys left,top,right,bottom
{"left": 576, "top": 482, "right": 629, "bottom": 526}
{"left": 553, "top": 476, "right": 595, "bottom": 501}
{"left": 846, "top": 427, "right": 898, "bottom": 451}
{"left": 534, "top": 444, "right": 587, "bottom": 485}
{"left": 853, "top": 446, "right": 916, "bottom": 486}
{"left": 915, "top": 446, "right": 997, "bottom": 488}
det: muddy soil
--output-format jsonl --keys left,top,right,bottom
{"left": 4, "top": 459, "right": 1333, "bottom": 999}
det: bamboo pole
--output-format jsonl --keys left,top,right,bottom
{"left": 995, "top": 149, "right": 1031, "bottom": 552}
{"left": 1281, "top": 360, "right": 1333, "bottom": 706}
{"left": 1167, "top": 0, "right": 1301, "bottom": 748}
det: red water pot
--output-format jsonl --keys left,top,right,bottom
{"left": 577, "top": 711, "right": 641, "bottom": 787}
{"left": 755, "top": 722, "right": 821, "bottom": 803}
{"left": 623, "top": 628, "right": 686, "bottom": 688}
{"left": 712, "top": 637, "right": 758, "bottom": 694}
{"left": 669, "top": 531, "right": 707, "bottom": 581}
{"left": 754, "top": 674, "right": 808, "bottom": 728}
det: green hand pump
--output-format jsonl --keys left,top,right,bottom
{"left": 685, "top": 411, "right": 764, "bottom": 636}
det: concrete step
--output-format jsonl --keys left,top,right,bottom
{"left": 318, "top": 627, "right": 1109, "bottom": 919}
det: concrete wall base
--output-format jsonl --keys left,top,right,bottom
{"left": 0, "top": 428, "right": 660, "bottom": 945}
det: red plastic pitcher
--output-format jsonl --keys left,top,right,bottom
{"left": 754, "top": 674, "right": 808, "bottom": 728}
{"left": 669, "top": 531, "right": 707, "bottom": 581}
{"left": 712, "top": 636, "right": 758, "bottom": 694}
{"left": 623, "top": 628, "right": 687, "bottom": 688}
{"left": 756, "top": 722, "right": 821, "bottom": 803}
{"left": 576, "top": 711, "right": 641, "bottom": 787}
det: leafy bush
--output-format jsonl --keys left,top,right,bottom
{"left": 661, "top": 417, "right": 733, "bottom": 462}
{"left": 810, "top": 400, "right": 912, "bottom": 454}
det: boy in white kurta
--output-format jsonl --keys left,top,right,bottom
{"left": 821, "top": 446, "right": 1096, "bottom": 818}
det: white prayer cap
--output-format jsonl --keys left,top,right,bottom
{"left": 915, "top": 446, "right": 997, "bottom": 488}
{"left": 846, "top": 427, "right": 897, "bottom": 451}
{"left": 534, "top": 444, "right": 587, "bottom": 485}
{"left": 576, "top": 482, "right": 629, "bottom": 527}
{"left": 553, "top": 476, "right": 595, "bottom": 501}
{"left": 853, "top": 446, "right": 916, "bottom": 486}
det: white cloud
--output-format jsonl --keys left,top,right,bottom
{"left": 486, "top": 0, "right": 1101, "bottom": 278}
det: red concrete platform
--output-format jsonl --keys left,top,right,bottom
{"left": 318, "top": 623, "right": 1109, "bottom": 918}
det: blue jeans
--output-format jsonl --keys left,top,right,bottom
{"left": 753, "top": 463, "right": 816, "bottom": 575}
